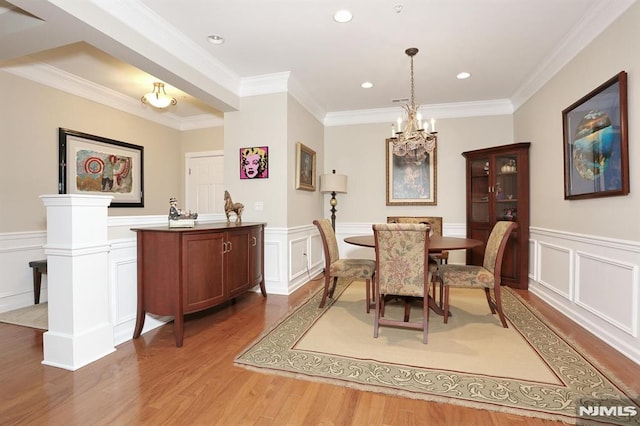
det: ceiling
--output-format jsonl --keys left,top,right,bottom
{"left": 0, "top": 0, "right": 636, "bottom": 129}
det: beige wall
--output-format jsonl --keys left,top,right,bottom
{"left": 224, "top": 93, "right": 288, "bottom": 227}
{"left": 0, "top": 72, "right": 187, "bottom": 232}
{"left": 324, "top": 115, "right": 514, "bottom": 224}
{"left": 514, "top": 1, "right": 639, "bottom": 240}
{"left": 287, "top": 94, "right": 324, "bottom": 227}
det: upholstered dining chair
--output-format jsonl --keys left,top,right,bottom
{"left": 313, "top": 219, "right": 376, "bottom": 312}
{"left": 387, "top": 216, "right": 446, "bottom": 307}
{"left": 372, "top": 223, "right": 431, "bottom": 344}
{"left": 439, "top": 221, "right": 518, "bottom": 328}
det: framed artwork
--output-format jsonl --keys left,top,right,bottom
{"left": 562, "top": 71, "right": 629, "bottom": 200}
{"left": 58, "top": 128, "right": 144, "bottom": 207}
{"left": 240, "top": 146, "right": 269, "bottom": 179}
{"left": 295, "top": 142, "right": 316, "bottom": 191}
{"left": 386, "top": 138, "right": 437, "bottom": 205}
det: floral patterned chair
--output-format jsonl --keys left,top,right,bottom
{"left": 313, "top": 219, "right": 376, "bottom": 312}
{"left": 439, "top": 221, "right": 518, "bottom": 328}
{"left": 387, "top": 216, "right": 445, "bottom": 307}
{"left": 372, "top": 223, "right": 431, "bottom": 344}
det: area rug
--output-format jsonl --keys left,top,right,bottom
{"left": 235, "top": 279, "right": 639, "bottom": 424}
{"left": 0, "top": 303, "right": 48, "bottom": 330}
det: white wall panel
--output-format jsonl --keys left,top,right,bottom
{"left": 575, "top": 251, "right": 638, "bottom": 337}
{"left": 530, "top": 227, "right": 640, "bottom": 365}
{"left": 537, "top": 242, "right": 572, "bottom": 299}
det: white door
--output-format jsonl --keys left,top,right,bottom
{"left": 186, "top": 154, "right": 224, "bottom": 214}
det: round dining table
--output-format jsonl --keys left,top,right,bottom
{"left": 344, "top": 234, "right": 484, "bottom": 316}
{"left": 344, "top": 235, "right": 483, "bottom": 252}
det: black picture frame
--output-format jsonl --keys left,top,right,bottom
{"left": 58, "top": 128, "right": 144, "bottom": 207}
{"left": 562, "top": 71, "right": 629, "bottom": 200}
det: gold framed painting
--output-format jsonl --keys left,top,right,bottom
{"left": 295, "top": 142, "right": 316, "bottom": 191}
{"left": 386, "top": 138, "right": 437, "bottom": 205}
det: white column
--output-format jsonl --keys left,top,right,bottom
{"left": 40, "top": 194, "right": 114, "bottom": 371}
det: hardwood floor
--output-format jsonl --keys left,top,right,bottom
{"left": 1, "top": 276, "right": 638, "bottom": 425}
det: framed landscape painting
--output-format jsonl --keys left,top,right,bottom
{"left": 562, "top": 71, "right": 629, "bottom": 200}
{"left": 295, "top": 142, "right": 316, "bottom": 191}
{"left": 58, "top": 128, "right": 144, "bottom": 207}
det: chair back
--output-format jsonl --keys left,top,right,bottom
{"left": 387, "top": 216, "right": 441, "bottom": 236}
{"left": 483, "top": 221, "right": 518, "bottom": 278}
{"left": 372, "top": 223, "right": 430, "bottom": 297}
{"left": 313, "top": 219, "right": 340, "bottom": 267}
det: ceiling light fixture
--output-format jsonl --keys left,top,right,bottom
{"left": 141, "top": 82, "right": 177, "bottom": 109}
{"left": 361, "top": 81, "right": 373, "bottom": 89}
{"left": 390, "top": 48, "right": 437, "bottom": 163}
{"left": 207, "top": 34, "right": 224, "bottom": 45}
{"left": 333, "top": 9, "right": 353, "bottom": 23}
{"left": 457, "top": 72, "right": 471, "bottom": 80}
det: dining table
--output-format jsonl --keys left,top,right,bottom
{"left": 344, "top": 234, "right": 484, "bottom": 316}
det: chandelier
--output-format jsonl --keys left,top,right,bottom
{"left": 141, "top": 82, "right": 177, "bottom": 109}
{"left": 390, "top": 48, "right": 437, "bottom": 163}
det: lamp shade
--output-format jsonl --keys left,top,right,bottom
{"left": 320, "top": 173, "right": 347, "bottom": 193}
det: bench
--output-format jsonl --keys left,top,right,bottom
{"left": 28, "top": 260, "right": 47, "bottom": 304}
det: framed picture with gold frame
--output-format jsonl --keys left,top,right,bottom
{"left": 295, "top": 142, "right": 316, "bottom": 191}
{"left": 386, "top": 138, "right": 437, "bottom": 205}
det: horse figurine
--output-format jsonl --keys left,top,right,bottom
{"left": 224, "top": 190, "right": 244, "bottom": 224}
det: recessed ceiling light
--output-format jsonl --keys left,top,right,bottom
{"left": 361, "top": 81, "right": 373, "bottom": 89}
{"left": 207, "top": 34, "right": 224, "bottom": 45}
{"left": 334, "top": 9, "right": 353, "bottom": 23}
{"left": 457, "top": 72, "right": 471, "bottom": 80}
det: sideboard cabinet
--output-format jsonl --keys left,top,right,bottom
{"left": 462, "top": 143, "right": 530, "bottom": 289}
{"left": 132, "top": 222, "right": 266, "bottom": 347}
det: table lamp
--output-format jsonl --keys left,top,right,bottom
{"left": 320, "top": 170, "right": 348, "bottom": 230}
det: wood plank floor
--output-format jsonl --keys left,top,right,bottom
{"left": 1, "top": 276, "right": 638, "bottom": 425}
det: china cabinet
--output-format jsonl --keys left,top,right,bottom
{"left": 462, "top": 143, "right": 530, "bottom": 289}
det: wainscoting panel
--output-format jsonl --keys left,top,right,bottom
{"left": 537, "top": 242, "right": 572, "bottom": 300}
{"left": 309, "top": 232, "right": 323, "bottom": 270}
{"left": 289, "top": 235, "right": 309, "bottom": 281}
{"left": 0, "top": 231, "right": 47, "bottom": 312}
{"left": 575, "top": 251, "right": 638, "bottom": 337}
{"left": 529, "top": 227, "right": 640, "bottom": 365}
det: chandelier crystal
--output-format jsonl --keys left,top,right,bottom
{"left": 141, "top": 82, "right": 177, "bottom": 109}
{"left": 390, "top": 48, "right": 437, "bottom": 163}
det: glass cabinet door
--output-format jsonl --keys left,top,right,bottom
{"left": 469, "top": 157, "right": 490, "bottom": 224}
{"left": 495, "top": 154, "right": 518, "bottom": 222}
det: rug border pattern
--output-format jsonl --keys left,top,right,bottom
{"left": 235, "top": 280, "right": 639, "bottom": 424}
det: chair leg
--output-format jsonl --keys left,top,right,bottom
{"left": 328, "top": 276, "right": 338, "bottom": 299}
{"left": 374, "top": 279, "right": 380, "bottom": 338}
{"left": 493, "top": 286, "right": 509, "bottom": 328}
{"left": 365, "top": 278, "right": 371, "bottom": 313}
{"left": 443, "top": 285, "right": 450, "bottom": 324}
{"left": 422, "top": 290, "right": 429, "bottom": 344}
{"left": 403, "top": 299, "right": 411, "bottom": 322}
{"left": 318, "top": 274, "right": 331, "bottom": 308}
{"left": 484, "top": 287, "right": 497, "bottom": 314}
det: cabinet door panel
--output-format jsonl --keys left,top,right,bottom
{"left": 249, "top": 226, "right": 263, "bottom": 286}
{"left": 183, "top": 233, "right": 225, "bottom": 312}
{"left": 226, "top": 230, "right": 250, "bottom": 298}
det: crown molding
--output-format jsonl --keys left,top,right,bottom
{"left": 240, "top": 72, "right": 326, "bottom": 124}
{"left": 4, "top": 60, "right": 222, "bottom": 130}
{"left": 511, "top": 0, "right": 636, "bottom": 111}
